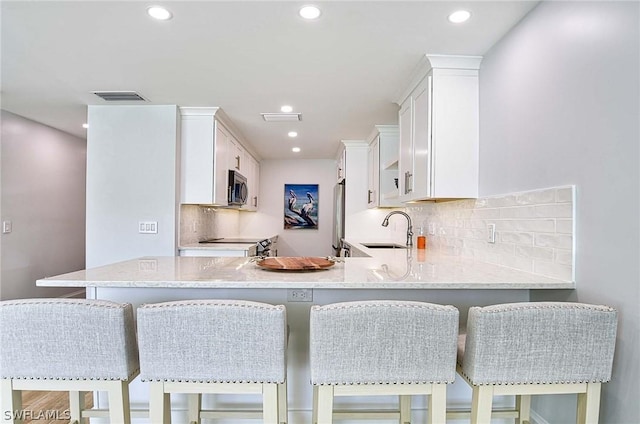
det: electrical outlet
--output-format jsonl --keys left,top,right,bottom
{"left": 287, "top": 289, "right": 313, "bottom": 302}
{"left": 428, "top": 223, "right": 436, "bottom": 235}
{"left": 487, "top": 223, "right": 496, "bottom": 244}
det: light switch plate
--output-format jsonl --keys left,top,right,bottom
{"left": 139, "top": 221, "right": 158, "bottom": 234}
{"left": 2, "top": 221, "right": 12, "bottom": 234}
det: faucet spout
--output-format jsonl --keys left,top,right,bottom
{"left": 380, "top": 211, "right": 413, "bottom": 247}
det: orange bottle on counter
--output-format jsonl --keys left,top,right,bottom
{"left": 417, "top": 227, "right": 426, "bottom": 249}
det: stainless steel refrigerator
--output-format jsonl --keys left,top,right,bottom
{"left": 332, "top": 179, "right": 345, "bottom": 256}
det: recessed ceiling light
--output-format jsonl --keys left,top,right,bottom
{"left": 292, "top": 147, "right": 301, "bottom": 153}
{"left": 147, "top": 6, "right": 173, "bottom": 21}
{"left": 288, "top": 131, "right": 298, "bottom": 138}
{"left": 281, "top": 105, "right": 293, "bottom": 113}
{"left": 448, "top": 10, "right": 471, "bottom": 24}
{"left": 299, "top": 5, "right": 321, "bottom": 20}
{"left": 82, "top": 123, "right": 89, "bottom": 129}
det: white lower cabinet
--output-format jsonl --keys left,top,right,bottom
{"left": 398, "top": 55, "right": 482, "bottom": 201}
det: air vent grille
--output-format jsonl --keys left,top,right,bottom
{"left": 93, "top": 91, "right": 147, "bottom": 101}
{"left": 261, "top": 113, "right": 302, "bottom": 122}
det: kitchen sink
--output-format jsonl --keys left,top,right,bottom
{"left": 361, "top": 242, "right": 407, "bottom": 249}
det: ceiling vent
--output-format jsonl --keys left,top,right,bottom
{"left": 92, "top": 91, "right": 147, "bottom": 101}
{"left": 261, "top": 113, "right": 302, "bottom": 122}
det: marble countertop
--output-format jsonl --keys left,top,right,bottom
{"left": 37, "top": 242, "right": 574, "bottom": 290}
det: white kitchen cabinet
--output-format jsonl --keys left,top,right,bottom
{"left": 180, "top": 107, "right": 260, "bottom": 208}
{"left": 398, "top": 55, "right": 482, "bottom": 201}
{"left": 336, "top": 146, "right": 346, "bottom": 182}
{"left": 367, "top": 125, "right": 401, "bottom": 208}
{"left": 245, "top": 154, "right": 260, "bottom": 211}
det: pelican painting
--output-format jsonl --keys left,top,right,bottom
{"left": 284, "top": 184, "right": 319, "bottom": 229}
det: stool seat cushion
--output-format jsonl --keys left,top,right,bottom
{"left": 460, "top": 302, "right": 617, "bottom": 385}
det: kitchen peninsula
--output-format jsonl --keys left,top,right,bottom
{"left": 37, "top": 245, "right": 573, "bottom": 423}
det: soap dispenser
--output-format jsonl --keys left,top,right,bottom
{"left": 417, "top": 227, "right": 426, "bottom": 250}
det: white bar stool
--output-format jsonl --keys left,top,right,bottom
{"left": 0, "top": 298, "right": 139, "bottom": 424}
{"left": 136, "top": 299, "right": 288, "bottom": 424}
{"left": 310, "top": 300, "right": 459, "bottom": 424}
{"left": 457, "top": 302, "right": 618, "bottom": 424}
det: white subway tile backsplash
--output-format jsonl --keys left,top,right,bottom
{"left": 535, "top": 233, "right": 573, "bottom": 249}
{"left": 407, "top": 185, "right": 574, "bottom": 281}
{"left": 500, "top": 232, "right": 534, "bottom": 245}
{"left": 556, "top": 219, "right": 573, "bottom": 234}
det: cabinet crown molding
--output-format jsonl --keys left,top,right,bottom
{"left": 395, "top": 54, "right": 483, "bottom": 105}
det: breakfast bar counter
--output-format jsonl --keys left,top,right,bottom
{"left": 35, "top": 248, "right": 573, "bottom": 424}
{"left": 37, "top": 251, "right": 573, "bottom": 290}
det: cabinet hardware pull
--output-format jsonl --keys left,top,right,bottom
{"left": 367, "top": 190, "right": 372, "bottom": 204}
{"left": 404, "top": 171, "right": 414, "bottom": 194}
{"left": 253, "top": 196, "right": 258, "bottom": 208}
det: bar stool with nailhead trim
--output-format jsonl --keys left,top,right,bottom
{"left": 0, "top": 298, "right": 140, "bottom": 424}
{"left": 310, "top": 300, "right": 459, "bottom": 424}
{"left": 137, "top": 299, "right": 288, "bottom": 424}
{"left": 457, "top": 302, "right": 618, "bottom": 424}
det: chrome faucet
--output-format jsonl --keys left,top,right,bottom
{"left": 381, "top": 211, "right": 413, "bottom": 247}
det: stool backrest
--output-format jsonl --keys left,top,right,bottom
{"left": 462, "top": 302, "right": 618, "bottom": 385}
{"left": 310, "top": 300, "right": 459, "bottom": 385}
{"left": 137, "top": 300, "right": 287, "bottom": 383}
{"left": 0, "top": 298, "right": 139, "bottom": 380}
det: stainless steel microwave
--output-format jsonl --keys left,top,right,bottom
{"left": 228, "top": 170, "right": 248, "bottom": 206}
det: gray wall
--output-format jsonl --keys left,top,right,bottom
{"left": 0, "top": 110, "right": 86, "bottom": 299}
{"left": 479, "top": 2, "right": 639, "bottom": 422}
{"left": 86, "top": 105, "right": 180, "bottom": 268}
{"left": 239, "top": 159, "right": 336, "bottom": 257}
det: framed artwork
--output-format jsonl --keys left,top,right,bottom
{"left": 284, "top": 184, "right": 318, "bottom": 230}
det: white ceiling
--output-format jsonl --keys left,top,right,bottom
{"left": 1, "top": 1, "right": 539, "bottom": 160}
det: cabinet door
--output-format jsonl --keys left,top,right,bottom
{"left": 398, "top": 97, "right": 413, "bottom": 200}
{"left": 227, "top": 135, "right": 244, "bottom": 173}
{"left": 367, "top": 136, "right": 379, "bottom": 208}
{"left": 213, "top": 124, "right": 230, "bottom": 205}
{"left": 412, "top": 75, "right": 432, "bottom": 199}
{"left": 245, "top": 154, "right": 260, "bottom": 211}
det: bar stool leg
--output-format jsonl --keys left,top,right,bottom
{"left": 1, "top": 380, "right": 22, "bottom": 424}
{"left": 107, "top": 380, "right": 131, "bottom": 424}
{"left": 149, "top": 381, "right": 171, "bottom": 424}
{"left": 400, "top": 395, "right": 411, "bottom": 423}
{"left": 428, "top": 385, "right": 447, "bottom": 424}
{"left": 471, "top": 385, "right": 493, "bottom": 424}
{"left": 312, "top": 385, "right": 319, "bottom": 424}
{"left": 68, "top": 391, "right": 85, "bottom": 424}
{"left": 278, "top": 381, "right": 288, "bottom": 423}
{"left": 577, "top": 383, "right": 601, "bottom": 424}
{"left": 262, "top": 383, "right": 279, "bottom": 424}
{"left": 516, "top": 394, "right": 532, "bottom": 424}
{"left": 187, "top": 394, "right": 201, "bottom": 424}
{"left": 316, "top": 385, "right": 334, "bottom": 424}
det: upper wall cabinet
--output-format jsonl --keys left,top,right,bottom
{"left": 180, "top": 107, "right": 260, "bottom": 209}
{"left": 367, "top": 125, "right": 402, "bottom": 208}
{"left": 397, "top": 54, "right": 482, "bottom": 201}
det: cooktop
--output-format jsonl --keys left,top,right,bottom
{"left": 199, "top": 238, "right": 264, "bottom": 244}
